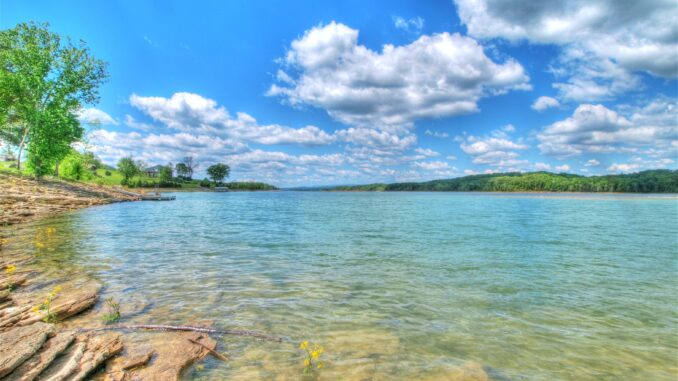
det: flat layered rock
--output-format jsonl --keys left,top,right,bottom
{"left": 5, "top": 331, "right": 76, "bottom": 381}
{"left": 36, "top": 341, "right": 86, "bottom": 381}
{"left": 70, "top": 333, "right": 124, "bottom": 381}
{"left": 121, "top": 347, "right": 154, "bottom": 370}
{"left": 0, "top": 274, "right": 27, "bottom": 290}
{"left": 9, "top": 283, "right": 100, "bottom": 328}
{"left": 36, "top": 333, "right": 123, "bottom": 381}
{"left": 104, "top": 346, "right": 155, "bottom": 381}
{"left": 105, "top": 332, "right": 215, "bottom": 381}
{"left": 0, "top": 322, "right": 54, "bottom": 378}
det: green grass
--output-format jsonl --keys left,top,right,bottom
{"left": 87, "top": 168, "right": 124, "bottom": 186}
{"left": 0, "top": 160, "right": 23, "bottom": 174}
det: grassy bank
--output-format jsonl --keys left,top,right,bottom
{"left": 0, "top": 161, "right": 277, "bottom": 191}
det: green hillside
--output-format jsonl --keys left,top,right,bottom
{"left": 330, "top": 170, "right": 678, "bottom": 193}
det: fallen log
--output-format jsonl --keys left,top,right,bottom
{"left": 79, "top": 324, "right": 283, "bottom": 342}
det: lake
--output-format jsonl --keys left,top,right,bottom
{"left": 4, "top": 192, "right": 678, "bottom": 380}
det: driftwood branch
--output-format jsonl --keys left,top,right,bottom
{"left": 78, "top": 324, "right": 283, "bottom": 342}
{"left": 188, "top": 338, "right": 229, "bottom": 362}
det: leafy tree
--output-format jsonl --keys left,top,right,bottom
{"left": 117, "top": 157, "right": 138, "bottom": 185}
{"left": 0, "top": 22, "right": 108, "bottom": 174}
{"left": 158, "top": 164, "right": 173, "bottom": 184}
{"left": 207, "top": 163, "right": 230, "bottom": 184}
{"left": 175, "top": 162, "right": 188, "bottom": 179}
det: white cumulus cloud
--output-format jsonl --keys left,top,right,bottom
{"left": 538, "top": 99, "right": 678, "bottom": 157}
{"left": 268, "top": 21, "right": 530, "bottom": 128}
{"left": 455, "top": 0, "right": 678, "bottom": 101}
{"left": 129, "top": 92, "right": 335, "bottom": 146}
{"left": 459, "top": 126, "right": 529, "bottom": 168}
{"left": 607, "top": 163, "right": 640, "bottom": 173}
{"left": 531, "top": 96, "right": 560, "bottom": 111}
{"left": 78, "top": 108, "right": 118, "bottom": 125}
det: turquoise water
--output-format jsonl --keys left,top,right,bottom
{"left": 6, "top": 192, "right": 678, "bottom": 380}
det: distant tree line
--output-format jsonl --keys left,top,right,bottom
{"left": 331, "top": 170, "right": 678, "bottom": 193}
{"left": 225, "top": 181, "right": 276, "bottom": 190}
{"left": 116, "top": 155, "right": 235, "bottom": 188}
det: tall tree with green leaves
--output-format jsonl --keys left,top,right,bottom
{"left": 207, "top": 163, "right": 230, "bottom": 185}
{"left": 0, "top": 22, "right": 108, "bottom": 175}
{"left": 158, "top": 164, "right": 173, "bottom": 184}
{"left": 175, "top": 162, "right": 188, "bottom": 179}
{"left": 117, "top": 157, "right": 138, "bottom": 185}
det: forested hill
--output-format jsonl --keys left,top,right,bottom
{"left": 329, "top": 170, "right": 678, "bottom": 193}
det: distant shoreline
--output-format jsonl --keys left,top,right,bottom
{"left": 323, "top": 190, "right": 678, "bottom": 196}
{"left": 311, "top": 170, "right": 678, "bottom": 194}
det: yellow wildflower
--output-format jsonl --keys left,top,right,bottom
{"left": 299, "top": 340, "right": 309, "bottom": 350}
{"left": 35, "top": 242, "right": 44, "bottom": 249}
{"left": 32, "top": 306, "right": 39, "bottom": 313}
{"left": 303, "top": 358, "right": 311, "bottom": 367}
{"left": 311, "top": 350, "right": 319, "bottom": 360}
{"left": 46, "top": 227, "right": 56, "bottom": 234}
{"left": 5, "top": 265, "right": 16, "bottom": 275}
{"left": 53, "top": 285, "right": 62, "bottom": 293}
{"left": 0, "top": 238, "right": 8, "bottom": 246}
{"left": 317, "top": 362, "right": 323, "bottom": 369}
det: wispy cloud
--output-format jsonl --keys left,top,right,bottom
{"left": 392, "top": 16, "right": 424, "bottom": 34}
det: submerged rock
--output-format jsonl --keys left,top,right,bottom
{"left": 104, "top": 332, "right": 216, "bottom": 381}
{"left": 421, "top": 361, "right": 491, "bottom": 381}
{"left": 120, "top": 347, "right": 154, "bottom": 370}
{"left": 0, "top": 274, "right": 28, "bottom": 290}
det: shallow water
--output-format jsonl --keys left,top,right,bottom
{"left": 3, "top": 192, "right": 678, "bottom": 380}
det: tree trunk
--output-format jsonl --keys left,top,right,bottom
{"left": 16, "top": 127, "right": 29, "bottom": 172}
{"left": 16, "top": 145, "right": 23, "bottom": 172}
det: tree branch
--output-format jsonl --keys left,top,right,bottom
{"left": 77, "top": 324, "right": 284, "bottom": 342}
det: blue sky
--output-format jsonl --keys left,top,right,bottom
{"left": 2, "top": 0, "right": 676, "bottom": 186}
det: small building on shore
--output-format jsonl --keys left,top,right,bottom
{"left": 144, "top": 165, "right": 164, "bottom": 178}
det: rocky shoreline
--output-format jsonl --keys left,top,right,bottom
{"left": 0, "top": 174, "right": 229, "bottom": 380}
{"left": 0, "top": 173, "right": 140, "bottom": 227}
{"left": 0, "top": 248, "right": 227, "bottom": 381}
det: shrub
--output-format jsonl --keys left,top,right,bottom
{"left": 200, "top": 178, "right": 211, "bottom": 187}
{"left": 105, "top": 170, "right": 111, "bottom": 176}
{"left": 60, "top": 151, "right": 90, "bottom": 181}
